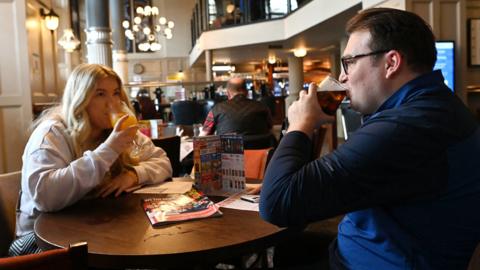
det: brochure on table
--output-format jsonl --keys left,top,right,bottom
{"left": 141, "top": 188, "right": 222, "bottom": 226}
{"left": 193, "top": 135, "right": 245, "bottom": 196}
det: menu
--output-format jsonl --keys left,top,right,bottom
{"left": 193, "top": 135, "right": 245, "bottom": 195}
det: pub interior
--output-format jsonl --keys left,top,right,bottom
{"left": 1, "top": 0, "right": 480, "bottom": 269}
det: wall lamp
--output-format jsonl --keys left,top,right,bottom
{"left": 40, "top": 8, "right": 59, "bottom": 31}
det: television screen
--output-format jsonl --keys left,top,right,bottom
{"left": 434, "top": 41, "right": 455, "bottom": 92}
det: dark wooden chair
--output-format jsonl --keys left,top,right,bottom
{"left": 0, "top": 171, "right": 21, "bottom": 256}
{"left": 0, "top": 242, "right": 88, "bottom": 270}
{"left": 152, "top": 136, "right": 181, "bottom": 177}
{"left": 468, "top": 242, "right": 480, "bottom": 270}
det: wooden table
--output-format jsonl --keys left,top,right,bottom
{"left": 34, "top": 193, "right": 293, "bottom": 269}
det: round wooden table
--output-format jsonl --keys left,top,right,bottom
{"left": 34, "top": 193, "right": 293, "bottom": 269}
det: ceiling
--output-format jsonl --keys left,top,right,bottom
{"left": 192, "top": 3, "right": 362, "bottom": 69}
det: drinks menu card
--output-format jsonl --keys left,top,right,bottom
{"left": 193, "top": 135, "right": 245, "bottom": 195}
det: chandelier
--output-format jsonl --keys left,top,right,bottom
{"left": 122, "top": 5, "right": 174, "bottom": 52}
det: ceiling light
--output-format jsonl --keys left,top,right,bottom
{"left": 268, "top": 55, "right": 277, "bottom": 64}
{"left": 293, "top": 48, "right": 307, "bottom": 58}
{"left": 58, "top": 29, "right": 80, "bottom": 52}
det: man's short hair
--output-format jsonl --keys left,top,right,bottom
{"left": 227, "top": 77, "right": 247, "bottom": 94}
{"left": 346, "top": 8, "right": 436, "bottom": 74}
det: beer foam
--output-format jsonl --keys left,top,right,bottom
{"left": 317, "top": 76, "right": 346, "bottom": 91}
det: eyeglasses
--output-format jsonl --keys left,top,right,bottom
{"left": 341, "top": 49, "right": 390, "bottom": 75}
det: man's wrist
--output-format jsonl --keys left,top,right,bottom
{"left": 287, "top": 122, "right": 315, "bottom": 139}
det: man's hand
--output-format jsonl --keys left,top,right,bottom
{"left": 96, "top": 169, "right": 139, "bottom": 198}
{"left": 287, "top": 83, "right": 335, "bottom": 138}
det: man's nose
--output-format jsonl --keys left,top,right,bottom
{"left": 338, "top": 70, "right": 347, "bottom": 84}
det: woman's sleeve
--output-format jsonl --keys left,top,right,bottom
{"left": 24, "top": 131, "right": 119, "bottom": 212}
{"left": 131, "top": 133, "right": 173, "bottom": 184}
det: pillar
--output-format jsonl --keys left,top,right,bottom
{"left": 109, "top": 0, "right": 128, "bottom": 83}
{"left": 85, "top": 0, "right": 112, "bottom": 66}
{"left": 286, "top": 55, "right": 304, "bottom": 110}
{"left": 205, "top": 49, "right": 213, "bottom": 82}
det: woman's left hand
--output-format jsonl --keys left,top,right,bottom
{"left": 97, "top": 170, "right": 139, "bottom": 198}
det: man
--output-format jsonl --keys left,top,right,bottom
{"left": 201, "top": 77, "right": 275, "bottom": 149}
{"left": 260, "top": 8, "right": 480, "bottom": 270}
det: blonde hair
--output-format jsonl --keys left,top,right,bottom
{"left": 34, "top": 64, "right": 134, "bottom": 173}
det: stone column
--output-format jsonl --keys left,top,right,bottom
{"left": 110, "top": 0, "right": 128, "bottom": 83}
{"left": 286, "top": 55, "right": 304, "bottom": 110}
{"left": 85, "top": 0, "right": 112, "bottom": 66}
{"left": 205, "top": 49, "right": 213, "bottom": 82}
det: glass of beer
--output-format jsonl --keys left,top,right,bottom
{"left": 316, "top": 75, "right": 347, "bottom": 115}
{"left": 109, "top": 101, "right": 141, "bottom": 162}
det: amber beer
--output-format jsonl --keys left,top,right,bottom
{"left": 316, "top": 76, "right": 347, "bottom": 115}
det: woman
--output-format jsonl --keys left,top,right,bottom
{"left": 9, "top": 64, "right": 172, "bottom": 255}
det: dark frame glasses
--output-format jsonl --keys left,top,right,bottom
{"left": 341, "top": 49, "right": 390, "bottom": 75}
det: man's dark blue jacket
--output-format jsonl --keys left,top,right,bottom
{"left": 260, "top": 70, "right": 480, "bottom": 269}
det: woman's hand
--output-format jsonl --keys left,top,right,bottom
{"left": 96, "top": 169, "right": 139, "bottom": 198}
{"left": 104, "top": 114, "right": 138, "bottom": 154}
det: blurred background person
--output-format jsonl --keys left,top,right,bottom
{"left": 200, "top": 77, "right": 276, "bottom": 149}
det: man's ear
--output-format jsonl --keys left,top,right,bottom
{"left": 384, "top": 50, "right": 402, "bottom": 79}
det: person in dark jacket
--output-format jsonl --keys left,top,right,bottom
{"left": 200, "top": 77, "right": 275, "bottom": 149}
{"left": 260, "top": 8, "right": 480, "bottom": 270}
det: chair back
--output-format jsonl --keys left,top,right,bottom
{"left": 244, "top": 148, "right": 274, "bottom": 180}
{"left": 243, "top": 133, "right": 277, "bottom": 150}
{"left": 196, "top": 99, "right": 215, "bottom": 124}
{"left": 152, "top": 136, "right": 181, "bottom": 177}
{"left": 311, "top": 127, "right": 328, "bottom": 159}
{"left": 468, "top": 242, "right": 480, "bottom": 270}
{"left": 171, "top": 100, "right": 199, "bottom": 125}
{"left": 0, "top": 242, "right": 88, "bottom": 270}
{"left": 0, "top": 171, "right": 21, "bottom": 256}
{"left": 340, "top": 102, "right": 362, "bottom": 140}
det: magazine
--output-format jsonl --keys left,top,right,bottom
{"left": 141, "top": 188, "right": 222, "bottom": 226}
{"left": 193, "top": 134, "right": 245, "bottom": 195}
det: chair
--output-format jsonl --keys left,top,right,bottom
{"left": 171, "top": 100, "right": 199, "bottom": 125}
{"left": 0, "top": 242, "right": 88, "bottom": 270}
{"left": 311, "top": 126, "right": 328, "bottom": 159}
{"left": 0, "top": 171, "right": 21, "bottom": 256}
{"left": 196, "top": 99, "right": 215, "bottom": 124}
{"left": 468, "top": 242, "right": 480, "bottom": 270}
{"left": 152, "top": 136, "right": 181, "bottom": 177}
{"left": 340, "top": 102, "right": 362, "bottom": 140}
{"left": 244, "top": 148, "right": 274, "bottom": 180}
{"left": 243, "top": 133, "right": 277, "bottom": 150}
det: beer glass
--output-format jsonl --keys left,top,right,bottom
{"left": 316, "top": 75, "right": 347, "bottom": 115}
{"left": 109, "top": 101, "right": 141, "bottom": 162}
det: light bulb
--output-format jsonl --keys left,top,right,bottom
{"left": 150, "top": 42, "right": 162, "bottom": 51}
{"left": 122, "top": 20, "right": 130, "bottom": 29}
{"left": 144, "top": 6, "right": 152, "bottom": 16}
{"left": 167, "top": 21, "right": 175, "bottom": 28}
{"left": 143, "top": 27, "right": 151, "bottom": 35}
{"left": 136, "top": 6, "right": 144, "bottom": 15}
{"left": 159, "top": 17, "right": 167, "bottom": 25}
{"left": 134, "top": 16, "right": 141, "bottom": 25}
